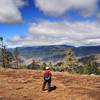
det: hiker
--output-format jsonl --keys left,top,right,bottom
{"left": 42, "top": 67, "right": 52, "bottom": 92}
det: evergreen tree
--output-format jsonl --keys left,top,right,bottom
{"left": 1, "top": 46, "right": 12, "bottom": 68}
{"left": 40, "top": 62, "right": 47, "bottom": 70}
{"left": 64, "top": 48, "right": 77, "bottom": 72}
{"left": 84, "top": 59, "right": 98, "bottom": 75}
{"left": 13, "top": 48, "right": 19, "bottom": 68}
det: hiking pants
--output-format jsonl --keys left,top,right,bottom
{"left": 42, "top": 80, "right": 51, "bottom": 91}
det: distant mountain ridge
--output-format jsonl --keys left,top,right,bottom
{"left": 9, "top": 45, "right": 100, "bottom": 62}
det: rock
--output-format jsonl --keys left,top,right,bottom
{"left": 90, "top": 74, "right": 95, "bottom": 76}
{"left": 0, "top": 96, "right": 3, "bottom": 100}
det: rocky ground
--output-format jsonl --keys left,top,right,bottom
{"left": 0, "top": 68, "right": 100, "bottom": 100}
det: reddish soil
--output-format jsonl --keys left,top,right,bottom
{"left": 0, "top": 69, "right": 100, "bottom": 100}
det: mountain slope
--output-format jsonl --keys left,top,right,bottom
{"left": 12, "top": 45, "right": 100, "bottom": 61}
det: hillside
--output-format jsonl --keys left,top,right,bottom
{"left": 9, "top": 45, "right": 100, "bottom": 61}
{"left": 0, "top": 69, "right": 100, "bottom": 100}
{"left": 1, "top": 45, "right": 100, "bottom": 63}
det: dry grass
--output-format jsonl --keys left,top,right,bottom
{"left": 0, "top": 69, "right": 100, "bottom": 100}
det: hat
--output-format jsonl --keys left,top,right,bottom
{"left": 46, "top": 67, "right": 49, "bottom": 70}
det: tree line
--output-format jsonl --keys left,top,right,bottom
{"left": 0, "top": 45, "right": 100, "bottom": 75}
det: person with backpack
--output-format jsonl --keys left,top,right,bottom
{"left": 42, "top": 67, "right": 52, "bottom": 92}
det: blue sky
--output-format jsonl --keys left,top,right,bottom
{"left": 0, "top": 0, "right": 100, "bottom": 47}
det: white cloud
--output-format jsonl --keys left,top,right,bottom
{"left": 96, "top": 12, "right": 100, "bottom": 21}
{"left": 0, "top": 0, "right": 26, "bottom": 23}
{"left": 13, "top": 0, "right": 27, "bottom": 7}
{"left": 35, "top": 0, "right": 98, "bottom": 17}
{"left": 29, "top": 21, "right": 100, "bottom": 38}
{"left": 9, "top": 35, "right": 58, "bottom": 47}
{"left": 9, "top": 21, "right": 100, "bottom": 47}
{"left": 10, "top": 35, "right": 23, "bottom": 43}
{"left": 29, "top": 21, "right": 100, "bottom": 46}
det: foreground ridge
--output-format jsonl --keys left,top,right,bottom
{"left": 0, "top": 69, "right": 100, "bottom": 100}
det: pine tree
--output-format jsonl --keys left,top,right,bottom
{"left": 41, "top": 62, "right": 47, "bottom": 70}
{"left": 64, "top": 48, "right": 77, "bottom": 72}
{"left": 84, "top": 59, "right": 98, "bottom": 75}
{"left": 49, "top": 62, "right": 56, "bottom": 71}
{"left": 13, "top": 48, "right": 19, "bottom": 68}
{"left": 2, "top": 46, "right": 11, "bottom": 68}
{"left": 0, "top": 38, "right": 13, "bottom": 68}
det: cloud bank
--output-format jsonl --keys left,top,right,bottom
{"left": 35, "top": 0, "right": 98, "bottom": 17}
{"left": 2, "top": 0, "right": 100, "bottom": 47}
{"left": 0, "top": 0, "right": 26, "bottom": 23}
{"left": 9, "top": 21, "right": 100, "bottom": 47}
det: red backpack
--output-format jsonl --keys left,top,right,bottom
{"left": 44, "top": 70, "right": 51, "bottom": 81}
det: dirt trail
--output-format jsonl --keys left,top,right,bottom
{"left": 0, "top": 69, "right": 100, "bottom": 100}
